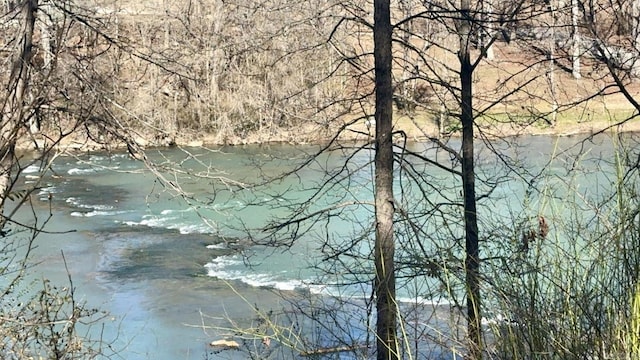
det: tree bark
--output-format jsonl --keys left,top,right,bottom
{"left": 571, "top": 0, "right": 581, "bottom": 79}
{"left": 633, "top": 0, "right": 640, "bottom": 51}
{"left": 373, "top": 0, "right": 398, "bottom": 359}
{"left": 1, "top": 0, "right": 37, "bottom": 227}
{"left": 459, "top": 0, "right": 482, "bottom": 358}
{"left": 484, "top": 0, "right": 495, "bottom": 60}
{"left": 547, "top": 1, "right": 558, "bottom": 122}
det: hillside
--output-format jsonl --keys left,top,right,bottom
{"left": 7, "top": 0, "right": 640, "bottom": 150}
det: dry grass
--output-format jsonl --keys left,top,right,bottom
{"left": 342, "top": 37, "right": 640, "bottom": 143}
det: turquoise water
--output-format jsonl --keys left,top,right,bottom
{"left": 6, "top": 134, "right": 629, "bottom": 359}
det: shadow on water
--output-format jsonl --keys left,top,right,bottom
{"left": 84, "top": 226, "right": 292, "bottom": 360}
{"left": 94, "top": 226, "right": 225, "bottom": 283}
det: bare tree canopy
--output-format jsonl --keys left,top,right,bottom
{"left": 2, "top": 0, "right": 640, "bottom": 359}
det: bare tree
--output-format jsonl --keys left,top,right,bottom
{"left": 136, "top": 0, "right": 640, "bottom": 359}
{"left": 0, "top": 0, "right": 164, "bottom": 357}
{"left": 373, "top": 0, "right": 398, "bottom": 358}
{"left": 571, "top": 0, "right": 582, "bottom": 79}
{"left": 0, "top": 0, "right": 37, "bottom": 226}
{"left": 457, "top": 0, "right": 483, "bottom": 356}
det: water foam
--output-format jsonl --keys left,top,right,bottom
{"left": 119, "top": 214, "right": 214, "bottom": 234}
{"left": 204, "top": 255, "right": 307, "bottom": 291}
{"left": 38, "top": 185, "right": 60, "bottom": 195}
{"left": 67, "top": 168, "right": 98, "bottom": 175}
{"left": 23, "top": 164, "right": 41, "bottom": 174}
{"left": 205, "top": 243, "right": 226, "bottom": 250}
{"left": 70, "top": 210, "right": 130, "bottom": 217}
{"left": 66, "top": 197, "right": 115, "bottom": 211}
{"left": 160, "top": 208, "right": 194, "bottom": 215}
{"left": 37, "top": 185, "right": 60, "bottom": 201}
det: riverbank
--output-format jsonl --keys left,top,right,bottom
{"left": 18, "top": 108, "right": 640, "bottom": 154}
{"left": 8, "top": 0, "right": 640, "bottom": 156}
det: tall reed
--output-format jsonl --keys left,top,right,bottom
{"left": 485, "top": 134, "right": 640, "bottom": 359}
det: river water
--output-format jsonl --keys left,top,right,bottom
{"left": 8, "top": 134, "right": 631, "bottom": 359}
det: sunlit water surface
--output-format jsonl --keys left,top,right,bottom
{"left": 7, "top": 134, "right": 631, "bottom": 359}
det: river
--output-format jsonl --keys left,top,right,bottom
{"left": 7, "top": 133, "right": 630, "bottom": 359}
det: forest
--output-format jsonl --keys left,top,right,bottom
{"left": 1, "top": 0, "right": 640, "bottom": 359}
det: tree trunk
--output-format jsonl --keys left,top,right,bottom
{"left": 547, "top": 1, "right": 558, "bottom": 122}
{"left": 398, "top": 0, "right": 415, "bottom": 113}
{"left": 484, "top": 0, "right": 495, "bottom": 60}
{"left": 633, "top": 0, "right": 640, "bottom": 51}
{"left": 459, "top": 0, "right": 482, "bottom": 358}
{"left": 571, "top": 0, "right": 581, "bottom": 79}
{"left": 373, "top": 0, "right": 398, "bottom": 359}
{"left": 1, "top": 0, "right": 37, "bottom": 227}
